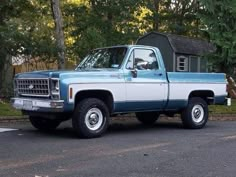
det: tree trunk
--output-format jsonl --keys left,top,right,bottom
{"left": 51, "top": 0, "right": 65, "bottom": 69}
{"left": 153, "top": 0, "right": 160, "bottom": 31}
{"left": 0, "top": 55, "right": 13, "bottom": 98}
{"left": 0, "top": 54, "right": 6, "bottom": 97}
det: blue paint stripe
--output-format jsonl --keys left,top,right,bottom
{"left": 167, "top": 72, "right": 226, "bottom": 83}
{"left": 114, "top": 100, "right": 187, "bottom": 113}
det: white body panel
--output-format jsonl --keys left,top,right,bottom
{"left": 168, "top": 82, "right": 226, "bottom": 101}
{"left": 68, "top": 81, "right": 226, "bottom": 105}
{"left": 125, "top": 82, "right": 168, "bottom": 101}
{"left": 68, "top": 83, "right": 126, "bottom": 103}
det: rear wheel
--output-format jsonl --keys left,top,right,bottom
{"left": 181, "top": 97, "right": 208, "bottom": 129}
{"left": 136, "top": 112, "right": 159, "bottom": 125}
{"left": 29, "top": 116, "right": 61, "bottom": 131}
{"left": 72, "top": 98, "right": 110, "bottom": 138}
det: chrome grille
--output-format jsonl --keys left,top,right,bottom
{"left": 16, "top": 78, "right": 50, "bottom": 97}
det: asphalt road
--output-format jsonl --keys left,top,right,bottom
{"left": 0, "top": 118, "right": 236, "bottom": 177}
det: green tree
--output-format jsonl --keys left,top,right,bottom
{"left": 0, "top": 0, "right": 33, "bottom": 97}
{"left": 76, "top": 27, "right": 106, "bottom": 59}
{"left": 64, "top": 0, "right": 144, "bottom": 61}
{"left": 0, "top": 0, "right": 57, "bottom": 65}
{"left": 0, "top": 0, "right": 59, "bottom": 97}
{"left": 199, "top": 0, "right": 236, "bottom": 74}
{"left": 145, "top": 0, "right": 200, "bottom": 36}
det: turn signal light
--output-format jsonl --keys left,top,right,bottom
{"left": 69, "top": 88, "right": 73, "bottom": 99}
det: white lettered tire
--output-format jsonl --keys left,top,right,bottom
{"left": 181, "top": 97, "right": 208, "bottom": 129}
{"left": 72, "top": 98, "right": 110, "bottom": 138}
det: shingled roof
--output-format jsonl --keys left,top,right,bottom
{"left": 139, "top": 32, "right": 215, "bottom": 56}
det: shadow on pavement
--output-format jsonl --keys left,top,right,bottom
{"left": 20, "top": 118, "right": 184, "bottom": 139}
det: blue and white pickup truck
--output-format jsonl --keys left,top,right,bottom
{"left": 11, "top": 45, "right": 227, "bottom": 138}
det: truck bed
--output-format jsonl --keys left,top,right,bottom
{"left": 166, "top": 72, "right": 227, "bottom": 110}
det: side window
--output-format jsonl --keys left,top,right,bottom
{"left": 177, "top": 56, "right": 188, "bottom": 72}
{"left": 126, "top": 49, "right": 159, "bottom": 70}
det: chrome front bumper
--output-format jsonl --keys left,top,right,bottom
{"left": 11, "top": 98, "right": 64, "bottom": 112}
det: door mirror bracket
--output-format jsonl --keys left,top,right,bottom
{"left": 131, "top": 69, "right": 137, "bottom": 78}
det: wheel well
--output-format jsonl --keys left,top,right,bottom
{"left": 74, "top": 90, "right": 114, "bottom": 113}
{"left": 189, "top": 90, "right": 215, "bottom": 105}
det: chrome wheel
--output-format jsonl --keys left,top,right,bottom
{"left": 85, "top": 108, "right": 103, "bottom": 131}
{"left": 191, "top": 104, "right": 204, "bottom": 123}
{"left": 72, "top": 98, "right": 110, "bottom": 138}
{"left": 181, "top": 97, "right": 208, "bottom": 129}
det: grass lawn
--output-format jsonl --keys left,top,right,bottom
{"left": 209, "top": 99, "right": 236, "bottom": 114}
{"left": 0, "top": 101, "right": 22, "bottom": 116}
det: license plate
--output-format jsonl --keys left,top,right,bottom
{"left": 23, "top": 100, "right": 33, "bottom": 110}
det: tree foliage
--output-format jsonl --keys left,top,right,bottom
{"left": 0, "top": 0, "right": 57, "bottom": 63}
{"left": 199, "top": 0, "right": 236, "bottom": 74}
{"left": 0, "top": 0, "right": 34, "bottom": 97}
{"left": 0, "top": 0, "right": 235, "bottom": 74}
{"left": 63, "top": 0, "right": 144, "bottom": 59}
{"left": 143, "top": 0, "right": 200, "bottom": 36}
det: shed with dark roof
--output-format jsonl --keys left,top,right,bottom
{"left": 136, "top": 32, "right": 215, "bottom": 72}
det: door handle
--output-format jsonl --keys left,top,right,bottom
{"left": 154, "top": 73, "right": 163, "bottom": 76}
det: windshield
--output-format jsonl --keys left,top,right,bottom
{"left": 77, "top": 47, "right": 127, "bottom": 69}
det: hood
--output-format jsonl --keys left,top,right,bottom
{"left": 15, "top": 69, "right": 122, "bottom": 80}
{"left": 15, "top": 70, "right": 72, "bottom": 79}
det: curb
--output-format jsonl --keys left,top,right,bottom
{"left": 114, "top": 114, "right": 236, "bottom": 121}
{"left": 209, "top": 114, "right": 236, "bottom": 121}
{"left": 0, "top": 114, "right": 235, "bottom": 123}
{"left": 0, "top": 116, "right": 29, "bottom": 123}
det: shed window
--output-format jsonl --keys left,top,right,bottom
{"left": 177, "top": 56, "right": 188, "bottom": 72}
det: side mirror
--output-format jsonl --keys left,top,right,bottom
{"left": 131, "top": 69, "right": 137, "bottom": 78}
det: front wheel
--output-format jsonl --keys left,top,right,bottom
{"left": 72, "top": 98, "right": 110, "bottom": 138}
{"left": 29, "top": 116, "right": 61, "bottom": 131}
{"left": 181, "top": 97, "right": 208, "bottom": 129}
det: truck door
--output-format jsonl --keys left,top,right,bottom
{"left": 124, "top": 47, "right": 168, "bottom": 111}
